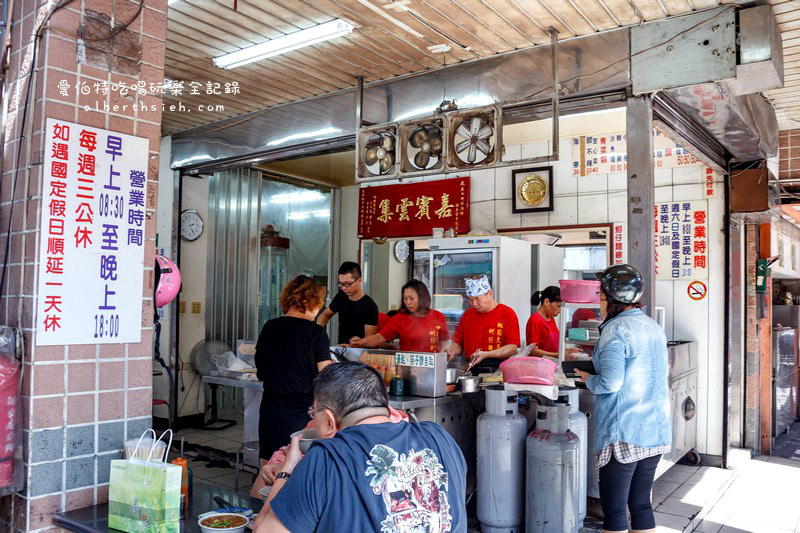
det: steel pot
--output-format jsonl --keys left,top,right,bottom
{"left": 446, "top": 368, "right": 464, "bottom": 384}
{"left": 458, "top": 375, "right": 481, "bottom": 393}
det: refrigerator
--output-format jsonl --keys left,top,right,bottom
{"left": 772, "top": 326, "right": 798, "bottom": 438}
{"left": 413, "top": 236, "right": 534, "bottom": 337}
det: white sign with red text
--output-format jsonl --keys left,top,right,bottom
{"left": 654, "top": 200, "right": 709, "bottom": 281}
{"left": 36, "top": 118, "right": 147, "bottom": 345}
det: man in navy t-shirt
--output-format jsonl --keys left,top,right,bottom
{"left": 254, "top": 362, "right": 467, "bottom": 533}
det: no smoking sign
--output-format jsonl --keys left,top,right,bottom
{"left": 688, "top": 281, "right": 707, "bottom": 301}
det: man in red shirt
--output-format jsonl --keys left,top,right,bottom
{"left": 445, "top": 275, "right": 520, "bottom": 373}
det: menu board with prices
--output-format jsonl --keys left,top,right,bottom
{"left": 654, "top": 200, "right": 708, "bottom": 281}
{"left": 36, "top": 118, "right": 147, "bottom": 345}
{"left": 572, "top": 130, "right": 703, "bottom": 177}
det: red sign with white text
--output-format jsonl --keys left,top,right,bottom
{"left": 358, "top": 178, "right": 470, "bottom": 238}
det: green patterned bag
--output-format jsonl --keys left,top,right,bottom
{"left": 108, "top": 430, "right": 181, "bottom": 533}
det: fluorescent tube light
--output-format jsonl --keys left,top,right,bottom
{"left": 213, "top": 20, "right": 354, "bottom": 70}
{"left": 270, "top": 191, "right": 325, "bottom": 204}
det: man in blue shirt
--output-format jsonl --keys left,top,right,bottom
{"left": 254, "top": 362, "right": 468, "bottom": 533}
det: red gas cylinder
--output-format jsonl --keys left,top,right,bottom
{"left": 0, "top": 357, "right": 20, "bottom": 488}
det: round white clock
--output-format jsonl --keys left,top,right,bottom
{"left": 394, "top": 240, "right": 410, "bottom": 263}
{"left": 180, "top": 209, "right": 204, "bottom": 241}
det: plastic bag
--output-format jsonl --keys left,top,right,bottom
{"left": 0, "top": 326, "right": 22, "bottom": 497}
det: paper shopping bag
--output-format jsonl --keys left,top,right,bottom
{"left": 108, "top": 457, "right": 181, "bottom": 532}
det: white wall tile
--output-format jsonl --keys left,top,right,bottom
{"left": 520, "top": 210, "right": 549, "bottom": 228}
{"left": 521, "top": 140, "right": 549, "bottom": 159}
{"left": 608, "top": 172, "right": 626, "bottom": 192}
{"left": 502, "top": 143, "right": 521, "bottom": 162}
{"left": 470, "top": 200, "right": 494, "bottom": 231}
{"left": 655, "top": 168, "right": 673, "bottom": 187}
{"left": 672, "top": 184, "right": 704, "bottom": 201}
{"left": 672, "top": 166, "right": 703, "bottom": 185}
{"left": 494, "top": 199, "right": 521, "bottom": 229}
{"left": 469, "top": 169, "right": 495, "bottom": 202}
{"left": 607, "top": 192, "right": 627, "bottom": 223}
{"left": 495, "top": 166, "right": 515, "bottom": 200}
{"left": 548, "top": 195, "right": 578, "bottom": 226}
{"left": 577, "top": 193, "right": 608, "bottom": 224}
{"left": 655, "top": 186, "right": 673, "bottom": 202}
{"left": 578, "top": 172, "right": 608, "bottom": 194}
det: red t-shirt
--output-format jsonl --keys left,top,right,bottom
{"left": 378, "top": 310, "right": 450, "bottom": 352}
{"left": 452, "top": 304, "right": 520, "bottom": 356}
{"left": 525, "top": 312, "right": 560, "bottom": 352}
{"left": 377, "top": 312, "right": 391, "bottom": 331}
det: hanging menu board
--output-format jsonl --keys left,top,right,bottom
{"left": 571, "top": 130, "right": 703, "bottom": 176}
{"left": 36, "top": 118, "right": 147, "bottom": 345}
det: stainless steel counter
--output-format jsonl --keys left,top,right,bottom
{"left": 388, "top": 394, "right": 462, "bottom": 410}
{"left": 203, "top": 375, "right": 262, "bottom": 389}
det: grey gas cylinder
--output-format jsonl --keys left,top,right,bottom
{"left": 558, "top": 387, "right": 588, "bottom": 525}
{"left": 526, "top": 404, "right": 580, "bottom": 533}
{"left": 478, "top": 387, "right": 528, "bottom": 533}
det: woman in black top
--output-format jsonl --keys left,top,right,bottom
{"left": 254, "top": 275, "right": 332, "bottom": 471}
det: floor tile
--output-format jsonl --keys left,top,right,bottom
{"left": 654, "top": 511, "right": 691, "bottom": 530}
{"left": 659, "top": 468, "right": 697, "bottom": 484}
{"left": 695, "top": 519, "right": 724, "bottom": 533}
{"left": 655, "top": 497, "right": 703, "bottom": 519}
{"left": 652, "top": 479, "right": 682, "bottom": 496}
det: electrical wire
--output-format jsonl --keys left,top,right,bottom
{"left": 79, "top": 0, "right": 144, "bottom": 42}
{"left": 178, "top": 372, "right": 199, "bottom": 417}
{"left": 522, "top": 6, "right": 740, "bottom": 103}
{"left": 0, "top": 0, "right": 78, "bottom": 300}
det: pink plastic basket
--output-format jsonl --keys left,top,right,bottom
{"left": 499, "top": 357, "right": 558, "bottom": 385}
{"left": 559, "top": 280, "right": 601, "bottom": 303}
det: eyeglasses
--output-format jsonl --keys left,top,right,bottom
{"left": 307, "top": 405, "right": 330, "bottom": 418}
{"left": 337, "top": 280, "right": 359, "bottom": 288}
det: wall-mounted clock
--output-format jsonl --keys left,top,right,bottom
{"left": 180, "top": 209, "right": 204, "bottom": 241}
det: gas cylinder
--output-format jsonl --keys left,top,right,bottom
{"left": 477, "top": 387, "right": 528, "bottom": 533}
{"left": 526, "top": 404, "right": 580, "bottom": 533}
{"left": 0, "top": 355, "right": 19, "bottom": 488}
{"left": 558, "top": 387, "right": 588, "bottom": 525}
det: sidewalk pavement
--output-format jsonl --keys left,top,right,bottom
{"left": 581, "top": 452, "right": 800, "bottom": 532}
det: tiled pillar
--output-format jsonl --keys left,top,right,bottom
{"left": 744, "top": 224, "right": 761, "bottom": 452}
{"left": 779, "top": 130, "right": 800, "bottom": 179}
{"left": 0, "top": 1, "right": 167, "bottom": 531}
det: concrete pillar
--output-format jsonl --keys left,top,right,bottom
{"left": 626, "top": 97, "right": 656, "bottom": 314}
{"left": 0, "top": 1, "right": 168, "bottom": 530}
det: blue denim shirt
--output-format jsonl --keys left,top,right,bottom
{"left": 586, "top": 308, "right": 671, "bottom": 453}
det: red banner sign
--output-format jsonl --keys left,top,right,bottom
{"left": 358, "top": 177, "right": 470, "bottom": 238}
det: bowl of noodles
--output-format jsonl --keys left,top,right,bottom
{"left": 198, "top": 512, "right": 250, "bottom": 533}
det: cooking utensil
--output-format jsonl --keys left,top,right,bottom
{"left": 446, "top": 368, "right": 464, "bottom": 384}
{"left": 214, "top": 496, "right": 234, "bottom": 509}
{"left": 458, "top": 375, "right": 481, "bottom": 393}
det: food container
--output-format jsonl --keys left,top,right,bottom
{"left": 289, "top": 428, "right": 320, "bottom": 454}
{"left": 458, "top": 375, "right": 481, "bottom": 393}
{"left": 446, "top": 368, "right": 464, "bottom": 384}
{"left": 197, "top": 512, "right": 250, "bottom": 533}
{"left": 499, "top": 357, "right": 558, "bottom": 385}
{"left": 559, "top": 280, "right": 601, "bottom": 303}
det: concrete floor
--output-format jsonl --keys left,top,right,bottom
{"left": 173, "top": 416, "right": 800, "bottom": 532}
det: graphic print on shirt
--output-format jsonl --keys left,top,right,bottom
{"left": 365, "top": 444, "right": 452, "bottom": 533}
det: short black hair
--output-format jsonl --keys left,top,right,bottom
{"left": 313, "top": 362, "right": 388, "bottom": 420}
{"left": 338, "top": 261, "right": 362, "bottom": 279}
{"left": 531, "top": 285, "right": 561, "bottom": 307}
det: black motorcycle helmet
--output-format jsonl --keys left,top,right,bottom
{"left": 599, "top": 264, "right": 644, "bottom": 304}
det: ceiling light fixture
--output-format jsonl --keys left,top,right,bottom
{"left": 213, "top": 19, "right": 355, "bottom": 70}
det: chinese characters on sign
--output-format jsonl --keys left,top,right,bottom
{"left": 395, "top": 352, "right": 436, "bottom": 368}
{"left": 571, "top": 130, "right": 703, "bottom": 176}
{"left": 654, "top": 200, "right": 709, "bottom": 281}
{"left": 612, "top": 222, "right": 627, "bottom": 265}
{"left": 358, "top": 177, "right": 470, "bottom": 238}
{"left": 36, "top": 119, "right": 147, "bottom": 346}
{"left": 704, "top": 167, "right": 715, "bottom": 197}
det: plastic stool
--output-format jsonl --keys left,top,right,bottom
{"left": 235, "top": 440, "right": 259, "bottom": 493}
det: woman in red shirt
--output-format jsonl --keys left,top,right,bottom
{"left": 350, "top": 280, "right": 449, "bottom": 352}
{"left": 526, "top": 286, "right": 580, "bottom": 360}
